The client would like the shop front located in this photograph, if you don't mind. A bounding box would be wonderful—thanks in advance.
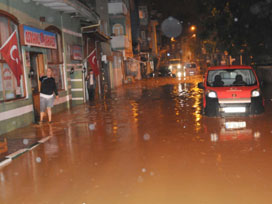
[0,11,69,134]
[0,0,99,135]
[0,10,30,135]
[19,24,69,122]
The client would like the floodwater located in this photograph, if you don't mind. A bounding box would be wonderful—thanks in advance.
[1,77,272,204]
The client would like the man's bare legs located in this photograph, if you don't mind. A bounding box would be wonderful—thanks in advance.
[47,107,52,122]
[40,112,45,122]
[40,108,52,123]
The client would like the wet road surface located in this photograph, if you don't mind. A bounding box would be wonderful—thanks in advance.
[1,77,272,204]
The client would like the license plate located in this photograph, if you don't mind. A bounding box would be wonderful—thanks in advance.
[223,107,246,113]
[225,121,246,130]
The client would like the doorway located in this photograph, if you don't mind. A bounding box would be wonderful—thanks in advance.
[29,52,45,122]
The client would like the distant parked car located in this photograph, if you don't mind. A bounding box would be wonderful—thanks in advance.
[183,62,199,76]
[198,65,264,116]
[158,66,171,77]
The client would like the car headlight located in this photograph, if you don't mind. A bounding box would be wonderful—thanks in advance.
[252,89,260,97]
[207,91,217,98]
[178,64,181,69]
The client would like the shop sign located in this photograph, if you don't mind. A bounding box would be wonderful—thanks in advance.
[20,25,57,49]
[71,45,82,60]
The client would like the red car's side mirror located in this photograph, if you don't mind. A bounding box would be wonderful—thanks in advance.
[198,82,205,89]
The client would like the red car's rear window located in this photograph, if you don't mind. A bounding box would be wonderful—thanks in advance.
[207,69,257,87]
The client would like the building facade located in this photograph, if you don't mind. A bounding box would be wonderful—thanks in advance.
[108,0,141,84]
[0,0,98,135]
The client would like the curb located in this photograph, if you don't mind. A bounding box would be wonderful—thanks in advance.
[0,136,53,169]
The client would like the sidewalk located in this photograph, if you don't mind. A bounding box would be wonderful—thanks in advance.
[0,118,57,168]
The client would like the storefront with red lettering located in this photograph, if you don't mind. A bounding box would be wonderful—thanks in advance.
[0,0,94,135]
[18,24,66,122]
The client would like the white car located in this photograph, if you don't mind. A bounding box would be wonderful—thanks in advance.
[183,62,199,76]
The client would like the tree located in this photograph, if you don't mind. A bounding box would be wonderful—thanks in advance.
[198,0,272,64]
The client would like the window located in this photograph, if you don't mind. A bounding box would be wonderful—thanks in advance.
[45,26,64,90]
[0,12,25,102]
[46,26,63,64]
[141,31,146,40]
[207,69,257,87]
[113,24,124,36]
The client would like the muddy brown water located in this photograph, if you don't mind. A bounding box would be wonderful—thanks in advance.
[1,77,272,204]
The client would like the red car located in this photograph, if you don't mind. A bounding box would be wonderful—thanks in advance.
[198,65,264,116]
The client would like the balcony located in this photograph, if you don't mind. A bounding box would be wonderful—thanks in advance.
[108,2,127,15]
[111,35,129,50]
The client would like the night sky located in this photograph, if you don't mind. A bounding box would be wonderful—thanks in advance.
[148,0,272,25]
[147,0,272,61]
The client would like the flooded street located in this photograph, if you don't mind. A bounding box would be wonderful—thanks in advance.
[1,77,272,204]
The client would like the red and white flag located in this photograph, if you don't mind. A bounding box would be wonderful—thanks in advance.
[87,49,99,76]
[0,31,23,86]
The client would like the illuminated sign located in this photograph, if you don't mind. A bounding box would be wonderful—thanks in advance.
[20,25,57,49]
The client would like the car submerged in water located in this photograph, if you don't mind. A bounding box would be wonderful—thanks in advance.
[198,65,264,117]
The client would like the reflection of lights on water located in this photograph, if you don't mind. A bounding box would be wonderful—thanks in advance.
[211,133,218,142]
[254,131,261,139]
[130,101,139,123]
[113,121,118,134]
[143,133,151,141]
[225,121,246,130]
[178,84,183,93]
[89,123,96,130]
[36,157,42,163]
[192,86,202,132]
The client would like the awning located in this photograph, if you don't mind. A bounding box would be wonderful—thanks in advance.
[32,0,98,22]
[82,29,111,42]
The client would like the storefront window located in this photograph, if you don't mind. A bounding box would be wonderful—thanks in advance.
[46,26,64,90]
[0,12,25,102]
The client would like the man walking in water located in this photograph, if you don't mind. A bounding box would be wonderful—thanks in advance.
[39,68,59,124]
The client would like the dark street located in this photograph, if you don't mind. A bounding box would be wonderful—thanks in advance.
[1,77,272,204]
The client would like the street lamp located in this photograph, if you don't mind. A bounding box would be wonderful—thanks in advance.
[190,25,196,32]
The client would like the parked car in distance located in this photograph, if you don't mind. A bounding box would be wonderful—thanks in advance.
[183,62,199,76]
[158,65,171,77]
[198,65,264,117]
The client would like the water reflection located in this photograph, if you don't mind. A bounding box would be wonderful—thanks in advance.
[130,100,139,122]
[207,118,260,142]
[168,82,204,133]
[192,84,202,132]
